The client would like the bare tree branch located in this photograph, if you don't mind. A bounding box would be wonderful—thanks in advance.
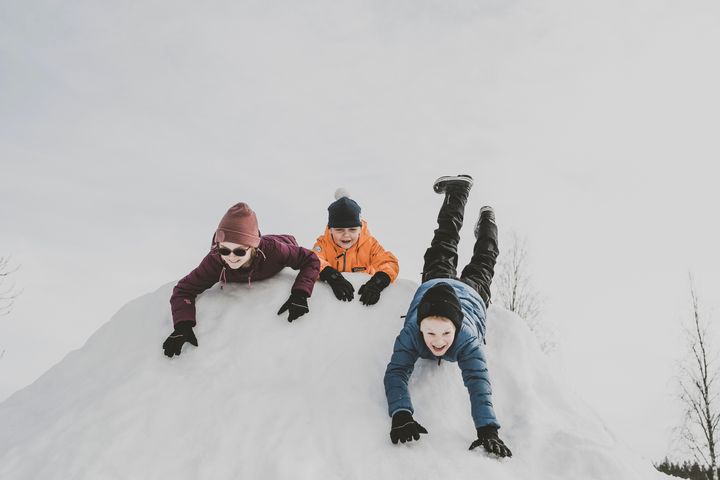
[0,256,19,316]
[677,273,719,480]
[493,231,553,353]
[0,257,19,362]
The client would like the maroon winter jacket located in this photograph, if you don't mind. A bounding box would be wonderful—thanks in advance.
[170,234,320,326]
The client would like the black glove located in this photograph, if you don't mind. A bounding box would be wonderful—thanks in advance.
[277,291,309,322]
[319,266,354,302]
[162,321,198,357]
[358,271,391,306]
[390,411,428,444]
[469,425,512,458]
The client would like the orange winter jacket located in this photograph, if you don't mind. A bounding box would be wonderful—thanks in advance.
[312,220,399,282]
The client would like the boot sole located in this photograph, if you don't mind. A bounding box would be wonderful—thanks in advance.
[433,175,474,194]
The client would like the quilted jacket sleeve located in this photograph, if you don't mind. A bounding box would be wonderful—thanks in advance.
[170,253,222,327]
[456,337,500,429]
[384,325,420,417]
[274,240,321,296]
[368,237,399,282]
[311,236,332,273]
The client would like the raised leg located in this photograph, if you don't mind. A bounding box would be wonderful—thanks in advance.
[460,206,499,305]
[421,175,473,282]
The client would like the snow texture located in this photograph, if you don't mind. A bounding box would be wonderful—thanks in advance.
[0,272,666,479]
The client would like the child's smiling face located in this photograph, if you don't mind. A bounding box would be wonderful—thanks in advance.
[218,241,254,269]
[330,227,361,249]
[420,316,456,357]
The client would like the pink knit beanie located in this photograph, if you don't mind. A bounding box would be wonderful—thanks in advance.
[214,203,261,247]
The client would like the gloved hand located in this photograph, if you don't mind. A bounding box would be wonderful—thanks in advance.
[319,266,354,302]
[390,411,428,444]
[277,291,310,322]
[469,425,512,458]
[358,271,391,306]
[162,321,198,357]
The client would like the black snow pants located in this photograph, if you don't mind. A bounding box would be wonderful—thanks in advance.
[421,185,499,306]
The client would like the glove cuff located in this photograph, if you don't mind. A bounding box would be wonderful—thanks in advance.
[290,289,309,299]
[476,425,499,439]
[319,266,340,282]
[174,320,195,334]
[391,410,414,428]
[370,271,391,290]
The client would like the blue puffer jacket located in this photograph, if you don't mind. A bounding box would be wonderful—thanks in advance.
[383,278,499,429]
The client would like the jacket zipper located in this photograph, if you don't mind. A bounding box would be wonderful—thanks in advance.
[332,229,361,272]
[336,251,347,272]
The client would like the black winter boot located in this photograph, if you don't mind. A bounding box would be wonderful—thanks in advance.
[474,206,496,239]
[433,174,473,194]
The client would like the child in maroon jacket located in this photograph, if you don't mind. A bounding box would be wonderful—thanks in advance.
[163,202,321,357]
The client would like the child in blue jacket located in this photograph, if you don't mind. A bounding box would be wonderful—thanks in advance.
[383,174,512,458]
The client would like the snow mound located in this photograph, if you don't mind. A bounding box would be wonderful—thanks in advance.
[0,272,664,479]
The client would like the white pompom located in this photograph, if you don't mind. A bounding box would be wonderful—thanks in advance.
[334,187,351,200]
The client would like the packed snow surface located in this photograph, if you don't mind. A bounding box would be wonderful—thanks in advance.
[0,272,666,479]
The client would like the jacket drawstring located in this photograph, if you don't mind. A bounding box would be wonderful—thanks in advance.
[219,267,227,290]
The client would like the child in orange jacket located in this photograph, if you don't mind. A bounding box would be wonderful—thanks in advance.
[313,189,399,306]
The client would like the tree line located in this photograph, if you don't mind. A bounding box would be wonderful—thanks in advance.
[656,457,719,479]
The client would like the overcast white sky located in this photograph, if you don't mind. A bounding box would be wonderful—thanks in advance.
[2,0,720,462]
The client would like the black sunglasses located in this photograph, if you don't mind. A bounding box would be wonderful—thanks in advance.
[217,245,249,257]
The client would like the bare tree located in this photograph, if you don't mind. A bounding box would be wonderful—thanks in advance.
[495,232,541,319]
[679,273,719,480]
[493,231,554,352]
[0,256,18,316]
[0,256,19,360]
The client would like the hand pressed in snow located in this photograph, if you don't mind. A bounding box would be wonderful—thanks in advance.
[390,411,428,444]
[277,291,310,322]
[469,425,512,458]
[319,266,355,302]
[162,321,198,357]
[358,271,391,306]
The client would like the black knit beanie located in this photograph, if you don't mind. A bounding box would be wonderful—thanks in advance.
[417,283,463,331]
[328,197,362,228]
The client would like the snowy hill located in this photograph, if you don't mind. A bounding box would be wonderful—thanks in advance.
[0,272,666,479]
